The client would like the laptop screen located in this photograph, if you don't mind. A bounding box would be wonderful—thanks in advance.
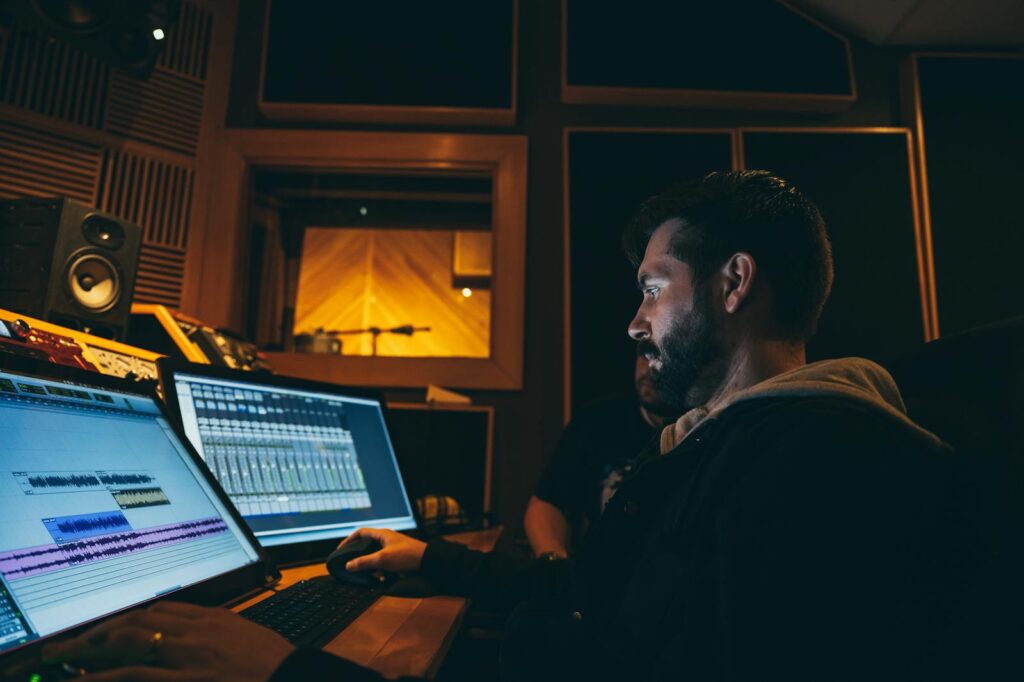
[0,367,261,656]
[169,371,417,548]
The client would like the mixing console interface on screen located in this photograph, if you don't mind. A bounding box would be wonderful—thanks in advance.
[181,382,372,518]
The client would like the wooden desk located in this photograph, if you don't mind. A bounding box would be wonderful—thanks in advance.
[233,528,503,680]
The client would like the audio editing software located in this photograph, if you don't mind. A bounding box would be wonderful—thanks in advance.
[0,370,258,653]
[181,382,373,518]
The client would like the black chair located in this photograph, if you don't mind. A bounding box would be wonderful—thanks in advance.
[887,317,1024,678]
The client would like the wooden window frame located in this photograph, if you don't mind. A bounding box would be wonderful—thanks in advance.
[257,0,519,127]
[560,0,856,113]
[737,126,937,344]
[184,129,527,389]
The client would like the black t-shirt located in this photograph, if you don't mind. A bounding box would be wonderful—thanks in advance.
[535,394,660,530]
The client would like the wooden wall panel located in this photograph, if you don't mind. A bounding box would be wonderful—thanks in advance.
[907,54,1024,336]
[565,129,734,418]
[0,120,102,203]
[294,228,491,358]
[135,243,187,307]
[0,25,109,129]
[96,149,194,306]
[740,129,928,363]
[157,1,214,80]
[104,69,204,155]
[0,0,225,314]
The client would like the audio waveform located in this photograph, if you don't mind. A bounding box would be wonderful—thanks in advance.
[13,471,105,494]
[0,517,229,580]
[30,473,101,488]
[112,487,170,509]
[43,511,132,543]
[96,472,155,487]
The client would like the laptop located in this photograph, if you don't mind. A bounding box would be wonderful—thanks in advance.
[0,354,281,674]
[157,360,418,565]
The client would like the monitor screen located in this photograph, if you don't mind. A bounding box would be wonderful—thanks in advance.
[170,372,416,547]
[0,368,261,656]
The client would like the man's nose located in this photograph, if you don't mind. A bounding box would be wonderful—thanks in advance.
[628,310,650,341]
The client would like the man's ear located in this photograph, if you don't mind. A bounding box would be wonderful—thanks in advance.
[720,252,756,315]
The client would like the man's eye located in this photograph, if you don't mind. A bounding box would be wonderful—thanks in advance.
[644,287,659,297]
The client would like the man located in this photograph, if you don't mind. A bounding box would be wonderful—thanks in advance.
[42,171,969,681]
[525,355,677,558]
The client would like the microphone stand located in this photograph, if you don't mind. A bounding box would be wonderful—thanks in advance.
[327,325,431,356]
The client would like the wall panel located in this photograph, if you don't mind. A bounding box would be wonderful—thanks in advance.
[0,0,226,313]
[741,129,928,363]
[908,54,1024,336]
[565,129,734,418]
[0,25,109,129]
[0,120,102,203]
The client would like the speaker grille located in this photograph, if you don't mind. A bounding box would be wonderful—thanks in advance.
[0,121,102,202]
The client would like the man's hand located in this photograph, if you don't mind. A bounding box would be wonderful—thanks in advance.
[40,601,295,681]
[339,528,427,573]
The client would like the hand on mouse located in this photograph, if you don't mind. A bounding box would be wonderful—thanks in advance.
[339,528,427,573]
[40,601,294,681]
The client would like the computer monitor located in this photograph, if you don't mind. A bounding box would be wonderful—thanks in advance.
[158,361,417,558]
[0,356,275,660]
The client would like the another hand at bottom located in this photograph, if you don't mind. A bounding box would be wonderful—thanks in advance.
[41,601,295,681]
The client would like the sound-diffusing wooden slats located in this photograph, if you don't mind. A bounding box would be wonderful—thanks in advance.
[135,243,187,307]
[0,27,109,129]
[104,69,204,155]
[97,147,192,308]
[157,0,213,81]
[97,150,193,250]
[294,228,491,358]
[0,121,101,202]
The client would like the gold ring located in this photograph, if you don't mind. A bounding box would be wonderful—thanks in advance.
[147,631,163,663]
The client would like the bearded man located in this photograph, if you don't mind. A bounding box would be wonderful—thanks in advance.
[44,172,970,682]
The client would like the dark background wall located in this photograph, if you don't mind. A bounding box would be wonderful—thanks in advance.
[223,0,1019,531]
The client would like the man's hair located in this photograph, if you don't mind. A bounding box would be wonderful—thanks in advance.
[623,170,834,343]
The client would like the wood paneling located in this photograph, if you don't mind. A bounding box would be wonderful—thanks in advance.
[199,129,527,389]
[740,128,930,362]
[157,1,214,80]
[562,0,855,112]
[294,229,491,358]
[135,243,188,307]
[96,149,195,307]
[105,69,204,155]
[903,53,1024,336]
[564,128,735,420]
[0,0,227,316]
[97,149,194,249]
[0,120,102,203]
[0,25,109,129]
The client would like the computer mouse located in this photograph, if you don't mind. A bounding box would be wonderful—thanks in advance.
[325,536,387,587]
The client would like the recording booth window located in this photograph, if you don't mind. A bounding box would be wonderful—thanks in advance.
[246,169,494,360]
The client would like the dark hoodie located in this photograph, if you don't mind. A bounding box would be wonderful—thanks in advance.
[275,359,973,681]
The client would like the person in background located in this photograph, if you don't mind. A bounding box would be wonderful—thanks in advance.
[524,355,678,558]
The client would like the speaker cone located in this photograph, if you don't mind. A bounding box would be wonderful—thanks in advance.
[66,252,121,312]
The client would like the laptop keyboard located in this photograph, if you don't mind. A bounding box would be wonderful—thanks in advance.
[240,576,381,648]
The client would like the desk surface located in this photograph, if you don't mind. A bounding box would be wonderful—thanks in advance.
[233,527,502,680]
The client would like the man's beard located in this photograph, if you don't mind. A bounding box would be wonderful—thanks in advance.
[636,285,725,414]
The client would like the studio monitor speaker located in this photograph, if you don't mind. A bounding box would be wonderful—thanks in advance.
[7,0,180,77]
[0,198,142,340]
